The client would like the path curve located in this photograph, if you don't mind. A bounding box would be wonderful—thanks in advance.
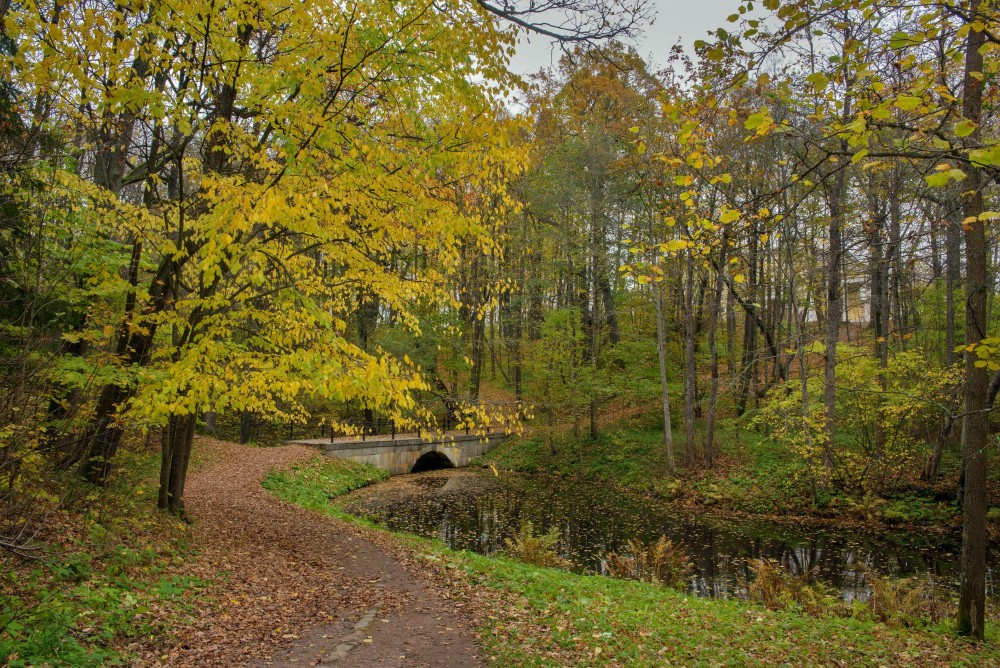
[150,438,483,667]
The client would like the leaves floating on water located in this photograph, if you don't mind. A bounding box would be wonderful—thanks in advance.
[341,469,970,600]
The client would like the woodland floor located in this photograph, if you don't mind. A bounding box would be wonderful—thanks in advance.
[141,438,482,667]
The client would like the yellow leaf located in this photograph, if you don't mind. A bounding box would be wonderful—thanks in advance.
[955,120,976,137]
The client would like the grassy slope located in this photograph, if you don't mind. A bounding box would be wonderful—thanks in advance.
[440,550,996,667]
[0,475,206,666]
[478,416,963,527]
[262,456,388,515]
[264,456,1000,667]
[0,442,242,668]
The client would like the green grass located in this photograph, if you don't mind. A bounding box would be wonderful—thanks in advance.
[478,420,809,509]
[0,447,216,668]
[262,456,389,515]
[430,550,998,667]
[0,534,205,667]
[263,455,1000,667]
[477,424,675,495]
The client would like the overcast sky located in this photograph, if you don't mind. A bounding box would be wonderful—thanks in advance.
[507,1,743,76]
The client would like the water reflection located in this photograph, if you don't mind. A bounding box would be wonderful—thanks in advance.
[340,470,990,599]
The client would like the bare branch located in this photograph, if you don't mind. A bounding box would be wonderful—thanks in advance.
[475,0,653,43]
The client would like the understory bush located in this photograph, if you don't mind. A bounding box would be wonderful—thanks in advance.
[602,536,692,589]
[864,571,951,627]
[503,520,571,569]
[746,558,835,617]
[0,534,204,666]
[745,558,952,627]
[755,345,960,495]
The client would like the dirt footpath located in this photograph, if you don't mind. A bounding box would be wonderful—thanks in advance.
[143,438,483,667]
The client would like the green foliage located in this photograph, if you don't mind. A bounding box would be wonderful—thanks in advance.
[0,541,203,667]
[0,442,224,666]
[756,345,960,495]
[879,495,957,525]
[485,417,961,526]
[503,520,571,569]
[913,280,967,354]
[480,425,677,496]
[523,308,593,432]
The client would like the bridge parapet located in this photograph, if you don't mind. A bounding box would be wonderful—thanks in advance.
[287,431,507,475]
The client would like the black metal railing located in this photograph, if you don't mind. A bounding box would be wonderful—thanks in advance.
[281,397,524,443]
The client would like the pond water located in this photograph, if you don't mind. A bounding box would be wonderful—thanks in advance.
[339,469,993,599]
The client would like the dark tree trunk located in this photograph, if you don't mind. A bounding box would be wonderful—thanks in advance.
[203,411,217,435]
[683,252,697,465]
[158,413,196,515]
[654,279,675,473]
[824,170,844,474]
[599,274,620,346]
[946,193,962,366]
[239,410,254,445]
[957,19,988,642]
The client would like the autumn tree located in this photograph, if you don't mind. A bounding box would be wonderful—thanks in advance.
[0,0,530,512]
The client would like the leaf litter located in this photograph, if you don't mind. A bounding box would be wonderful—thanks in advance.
[134,437,482,667]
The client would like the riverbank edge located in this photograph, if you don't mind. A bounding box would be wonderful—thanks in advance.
[471,427,993,539]
[474,460,970,539]
[263,455,1000,667]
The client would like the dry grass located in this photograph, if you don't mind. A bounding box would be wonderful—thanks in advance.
[866,571,951,627]
[746,558,835,617]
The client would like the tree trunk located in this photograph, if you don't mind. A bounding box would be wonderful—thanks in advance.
[239,410,254,445]
[946,193,961,366]
[957,19,988,642]
[735,229,758,416]
[654,280,675,473]
[788,222,816,500]
[158,413,196,514]
[704,242,727,468]
[873,185,893,462]
[683,252,697,465]
[203,411,217,435]
[823,170,844,474]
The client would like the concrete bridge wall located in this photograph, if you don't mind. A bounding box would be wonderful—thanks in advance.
[312,433,506,475]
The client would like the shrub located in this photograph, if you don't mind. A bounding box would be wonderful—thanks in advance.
[746,559,836,617]
[603,536,691,589]
[755,345,961,496]
[503,520,570,569]
[745,559,952,626]
[863,571,950,627]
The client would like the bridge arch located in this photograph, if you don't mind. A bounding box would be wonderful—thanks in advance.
[411,449,455,473]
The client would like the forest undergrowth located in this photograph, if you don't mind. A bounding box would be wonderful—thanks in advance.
[478,412,988,533]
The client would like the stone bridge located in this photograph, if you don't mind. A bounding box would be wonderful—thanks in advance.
[287,431,507,475]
